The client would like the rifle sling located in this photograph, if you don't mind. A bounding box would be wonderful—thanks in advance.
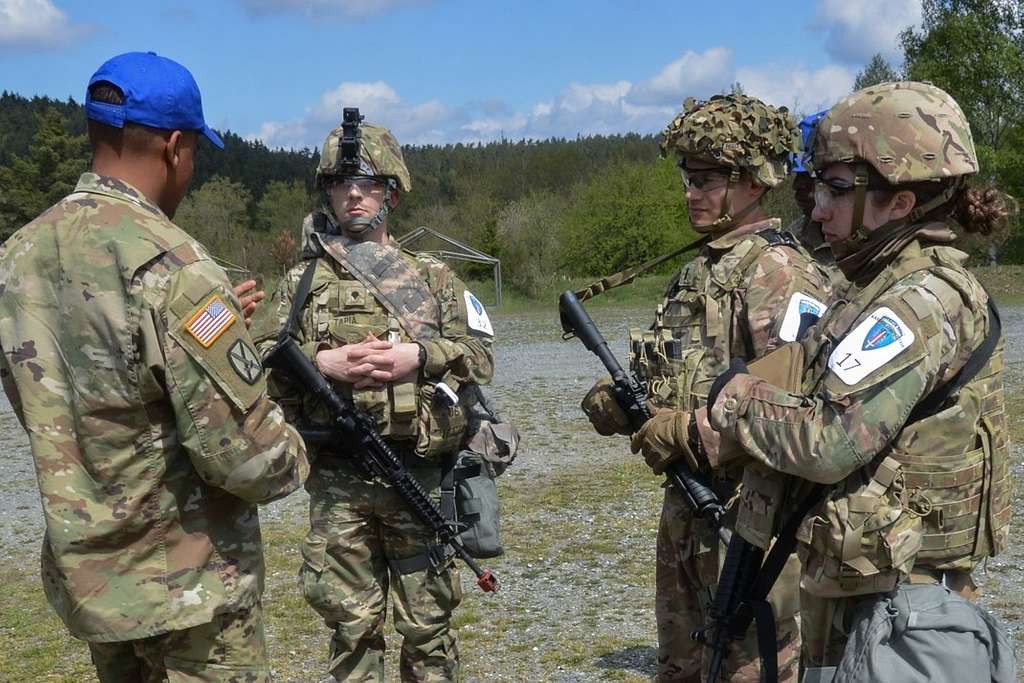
[574,234,711,302]
[280,258,319,343]
[316,234,440,341]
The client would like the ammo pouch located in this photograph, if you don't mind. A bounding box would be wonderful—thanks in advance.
[828,584,1016,683]
[798,456,924,599]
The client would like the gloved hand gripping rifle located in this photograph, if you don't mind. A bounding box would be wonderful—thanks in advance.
[558,290,729,545]
[263,335,499,593]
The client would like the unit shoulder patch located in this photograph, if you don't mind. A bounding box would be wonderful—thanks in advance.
[779,291,827,342]
[464,290,493,336]
[828,306,916,385]
[228,339,262,385]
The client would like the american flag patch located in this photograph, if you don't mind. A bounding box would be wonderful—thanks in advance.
[185,295,237,348]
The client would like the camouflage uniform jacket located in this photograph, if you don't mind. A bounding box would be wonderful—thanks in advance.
[253,223,494,458]
[634,217,832,453]
[0,173,309,642]
[711,238,1009,585]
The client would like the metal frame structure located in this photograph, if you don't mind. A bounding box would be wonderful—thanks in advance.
[396,226,503,306]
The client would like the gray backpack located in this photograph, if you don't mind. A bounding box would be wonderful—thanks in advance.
[818,584,1016,683]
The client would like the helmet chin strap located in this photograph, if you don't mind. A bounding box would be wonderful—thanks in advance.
[832,164,966,261]
[341,201,390,237]
[693,169,764,234]
[321,178,398,239]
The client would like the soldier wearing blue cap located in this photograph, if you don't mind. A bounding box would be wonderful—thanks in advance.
[0,51,309,681]
[786,110,842,285]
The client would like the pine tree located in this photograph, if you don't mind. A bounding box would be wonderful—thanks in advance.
[0,108,88,242]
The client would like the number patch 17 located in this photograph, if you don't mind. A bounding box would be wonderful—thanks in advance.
[827,307,916,385]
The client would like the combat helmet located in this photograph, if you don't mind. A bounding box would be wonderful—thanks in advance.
[316,109,411,235]
[811,81,977,184]
[661,93,800,231]
[810,81,978,254]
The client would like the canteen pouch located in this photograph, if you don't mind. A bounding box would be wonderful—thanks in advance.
[447,450,504,558]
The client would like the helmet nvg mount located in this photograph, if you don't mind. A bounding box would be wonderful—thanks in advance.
[316,107,413,236]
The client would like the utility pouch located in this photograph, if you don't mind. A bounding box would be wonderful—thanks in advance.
[798,456,923,599]
[414,380,467,459]
[832,584,1016,683]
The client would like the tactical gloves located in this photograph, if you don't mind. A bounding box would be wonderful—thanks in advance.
[581,378,631,436]
[630,409,702,475]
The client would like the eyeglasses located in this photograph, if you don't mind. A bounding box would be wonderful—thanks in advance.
[329,177,386,195]
[677,163,731,191]
[812,175,889,211]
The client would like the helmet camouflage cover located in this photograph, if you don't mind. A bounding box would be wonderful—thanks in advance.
[316,122,412,192]
[811,81,978,184]
[660,93,800,188]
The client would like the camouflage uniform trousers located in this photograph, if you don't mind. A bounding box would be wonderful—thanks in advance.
[87,604,268,683]
[656,486,801,683]
[299,459,462,682]
[800,590,895,669]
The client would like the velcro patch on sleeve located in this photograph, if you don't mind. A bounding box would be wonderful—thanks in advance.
[185,295,237,348]
[828,307,916,385]
[464,290,494,336]
[779,291,827,342]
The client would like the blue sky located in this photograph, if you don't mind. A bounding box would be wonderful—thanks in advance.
[0,0,922,148]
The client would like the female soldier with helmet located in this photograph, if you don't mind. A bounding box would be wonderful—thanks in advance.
[704,81,1016,681]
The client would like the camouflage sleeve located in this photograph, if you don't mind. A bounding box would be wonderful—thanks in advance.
[710,273,976,484]
[741,247,832,357]
[144,258,310,503]
[419,261,494,385]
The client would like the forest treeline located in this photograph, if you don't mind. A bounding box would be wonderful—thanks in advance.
[1,0,1022,296]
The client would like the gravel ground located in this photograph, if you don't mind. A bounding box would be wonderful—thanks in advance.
[3,304,1024,681]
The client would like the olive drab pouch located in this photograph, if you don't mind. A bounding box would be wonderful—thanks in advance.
[460,383,520,478]
[798,456,924,599]
[831,584,1016,683]
[449,450,504,558]
[436,385,519,558]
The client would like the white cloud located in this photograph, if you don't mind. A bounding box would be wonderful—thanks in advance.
[737,63,856,117]
[249,48,861,147]
[813,0,922,65]
[252,80,455,149]
[0,0,91,49]
[239,0,431,20]
[629,47,734,106]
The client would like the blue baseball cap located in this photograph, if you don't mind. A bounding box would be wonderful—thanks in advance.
[86,51,224,149]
